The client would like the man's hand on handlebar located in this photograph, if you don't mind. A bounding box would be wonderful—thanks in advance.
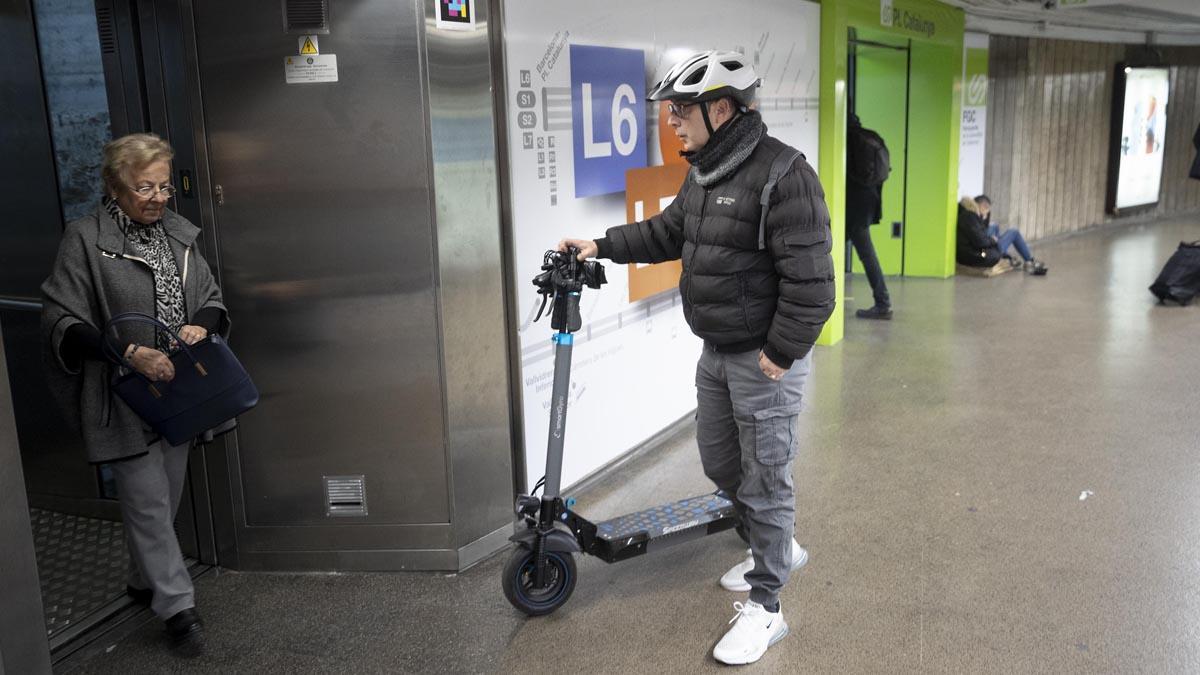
[556,238,598,260]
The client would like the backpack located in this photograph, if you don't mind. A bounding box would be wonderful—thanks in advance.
[847,124,890,186]
[1149,240,1200,305]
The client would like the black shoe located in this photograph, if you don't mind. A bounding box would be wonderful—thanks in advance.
[855,305,893,320]
[165,608,205,656]
[1025,259,1048,276]
[125,585,152,606]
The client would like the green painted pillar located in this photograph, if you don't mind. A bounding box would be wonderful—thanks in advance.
[817,0,965,345]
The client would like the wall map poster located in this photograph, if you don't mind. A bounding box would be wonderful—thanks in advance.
[502,1,822,490]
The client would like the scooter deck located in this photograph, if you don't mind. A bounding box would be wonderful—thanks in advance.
[587,492,737,563]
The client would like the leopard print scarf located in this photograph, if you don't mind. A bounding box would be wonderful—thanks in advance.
[103,196,186,351]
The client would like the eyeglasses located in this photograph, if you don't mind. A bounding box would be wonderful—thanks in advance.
[125,183,176,200]
[666,101,696,118]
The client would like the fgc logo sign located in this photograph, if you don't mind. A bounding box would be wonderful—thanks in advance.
[569,45,647,198]
[966,74,988,107]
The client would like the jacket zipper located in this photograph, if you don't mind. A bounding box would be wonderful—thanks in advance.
[102,246,192,285]
[737,272,753,334]
[687,188,710,306]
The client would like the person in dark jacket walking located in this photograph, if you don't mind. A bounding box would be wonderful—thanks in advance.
[846,113,892,319]
[558,51,834,665]
[41,133,227,656]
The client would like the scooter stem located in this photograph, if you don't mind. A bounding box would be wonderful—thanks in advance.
[541,292,580,499]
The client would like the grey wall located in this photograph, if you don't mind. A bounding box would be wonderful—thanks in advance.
[985,38,1200,240]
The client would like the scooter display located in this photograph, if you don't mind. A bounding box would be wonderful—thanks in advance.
[502,248,738,616]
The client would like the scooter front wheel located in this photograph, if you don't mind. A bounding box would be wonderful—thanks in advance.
[502,546,577,616]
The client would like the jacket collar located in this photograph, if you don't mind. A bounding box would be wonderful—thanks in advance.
[94,202,200,254]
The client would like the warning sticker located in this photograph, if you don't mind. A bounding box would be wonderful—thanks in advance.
[285,54,338,84]
[299,35,319,55]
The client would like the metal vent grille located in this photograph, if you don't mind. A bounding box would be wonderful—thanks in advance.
[96,6,117,54]
[283,0,330,34]
[324,475,367,517]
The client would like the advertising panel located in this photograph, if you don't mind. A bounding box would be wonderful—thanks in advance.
[958,32,988,200]
[502,0,822,490]
[1112,66,1169,210]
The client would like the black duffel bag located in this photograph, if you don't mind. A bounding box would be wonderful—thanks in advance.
[1150,240,1200,305]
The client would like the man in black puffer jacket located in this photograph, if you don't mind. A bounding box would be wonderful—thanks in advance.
[558,51,834,665]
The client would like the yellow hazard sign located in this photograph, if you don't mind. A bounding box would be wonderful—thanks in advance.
[299,36,319,55]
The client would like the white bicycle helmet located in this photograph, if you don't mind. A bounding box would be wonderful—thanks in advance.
[647,50,760,108]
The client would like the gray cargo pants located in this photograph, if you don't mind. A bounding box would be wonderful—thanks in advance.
[108,438,195,619]
[696,343,809,607]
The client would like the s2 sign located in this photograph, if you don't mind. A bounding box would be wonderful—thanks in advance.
[570,44,647,198]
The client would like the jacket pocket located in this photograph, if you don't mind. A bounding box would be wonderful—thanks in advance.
[752,403,802,465]
[783,229,827,247]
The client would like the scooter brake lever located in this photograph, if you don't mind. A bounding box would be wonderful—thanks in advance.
[533,293,550,322]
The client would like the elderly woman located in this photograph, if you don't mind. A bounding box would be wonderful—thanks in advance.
[41,133,227,655]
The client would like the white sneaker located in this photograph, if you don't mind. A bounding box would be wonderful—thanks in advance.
[719,539,809,592]
[712,600,789,665]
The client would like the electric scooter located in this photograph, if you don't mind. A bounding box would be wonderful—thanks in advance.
[502,248,739,616]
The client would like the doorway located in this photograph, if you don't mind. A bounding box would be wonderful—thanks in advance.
[847,28,911,277]
[0,0,214,662]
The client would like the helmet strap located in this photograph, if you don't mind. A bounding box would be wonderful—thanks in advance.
[699,102,716,137]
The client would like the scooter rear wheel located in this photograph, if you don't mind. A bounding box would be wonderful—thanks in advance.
[502,547,576,616]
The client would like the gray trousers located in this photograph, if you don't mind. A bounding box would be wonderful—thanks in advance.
[696,343,809,607]
[108,438,195,619]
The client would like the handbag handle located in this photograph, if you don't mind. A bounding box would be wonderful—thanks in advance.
[101,312,208,378]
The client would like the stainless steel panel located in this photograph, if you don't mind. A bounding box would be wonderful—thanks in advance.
[423,0,516,547]
[0,0,63,301]
[486,0,530,494]
[193,0,450,527]
[0,320,53,674]
[2,309,98,506]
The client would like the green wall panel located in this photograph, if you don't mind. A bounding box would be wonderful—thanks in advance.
[850,28,908,277]
[904,38,961,277]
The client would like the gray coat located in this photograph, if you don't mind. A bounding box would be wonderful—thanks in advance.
[41,204,229,463]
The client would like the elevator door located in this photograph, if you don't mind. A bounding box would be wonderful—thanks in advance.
[849,29,910,276]
[2,0,212,657]
[192,0,452,537]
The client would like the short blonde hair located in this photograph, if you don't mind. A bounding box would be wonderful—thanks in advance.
[101,133,174,195]
[958,196,981,216]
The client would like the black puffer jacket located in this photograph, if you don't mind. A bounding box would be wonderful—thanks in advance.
[955,204,1001,267]
[595,135,835,369]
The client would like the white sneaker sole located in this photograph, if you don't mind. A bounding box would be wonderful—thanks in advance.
[713,619,790,665]
[721,547,809,593]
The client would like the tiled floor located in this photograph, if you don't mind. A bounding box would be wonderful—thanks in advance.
[71,217,1200,674]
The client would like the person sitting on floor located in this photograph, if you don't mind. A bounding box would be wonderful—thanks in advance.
[974,194,1047,275]
[956,197,1002,269]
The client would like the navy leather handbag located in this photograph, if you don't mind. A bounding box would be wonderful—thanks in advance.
[103,312,258,446]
